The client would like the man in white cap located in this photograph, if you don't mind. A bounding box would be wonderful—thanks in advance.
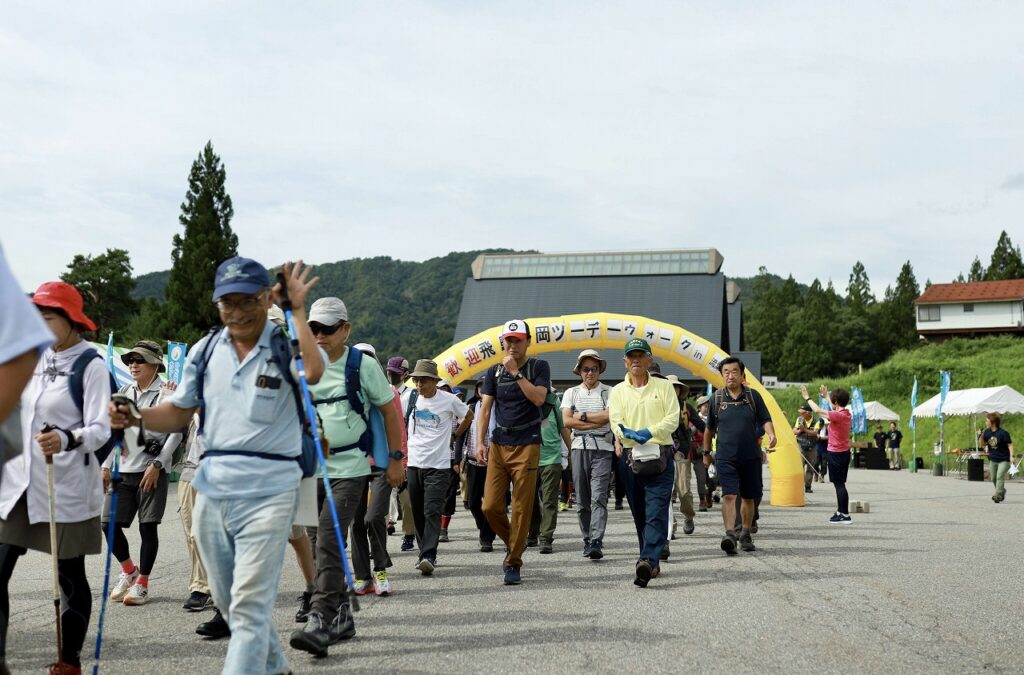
[561,349,614,560]
[290,296,404,659]
[477,320,550,586]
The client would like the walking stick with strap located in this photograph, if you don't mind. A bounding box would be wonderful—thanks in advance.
[93,425,123,673]
[277,273,360,611]
[40,426,63,670]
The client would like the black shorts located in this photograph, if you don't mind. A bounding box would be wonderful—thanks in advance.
[827,451,851,485]
[102,471,169,526]
[717,456,762,500]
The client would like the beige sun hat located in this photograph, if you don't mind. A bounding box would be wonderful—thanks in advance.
[410,359,441,380]
[573,349,607,375]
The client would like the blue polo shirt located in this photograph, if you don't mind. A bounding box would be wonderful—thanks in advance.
[169,321,326,499]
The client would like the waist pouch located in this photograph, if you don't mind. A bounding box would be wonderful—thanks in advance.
[630,443,667,476]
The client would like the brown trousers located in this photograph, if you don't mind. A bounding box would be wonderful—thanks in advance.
[482,443,540,568]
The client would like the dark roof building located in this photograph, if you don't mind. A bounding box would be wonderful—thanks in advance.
[453,249,760,384]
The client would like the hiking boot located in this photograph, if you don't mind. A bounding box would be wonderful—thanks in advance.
[651,564,661,579]
[438,528,449,543]
[558,501,568,512]
[400,535,415,552]
[182,591,213,612]
[588,542,604,560]
[295,590,312,623]
[526,535,539,548]
[805,485,813,493]
[634,560,653,588]
[503,565,522,585]
[739,533,756,552]
[751,522,759,534]
[110,569,139,602]
[614,500,624,511]
[373,570,392,597]
[122,582,149,606]
[539,539,553,554]
[327,605,356,643]
[289,611,329,658]
[660,544,670,560]
[683,518,695,535]
[386,520,396,536]
[721,534,738,556]
[698,496,708,512]
[416,558,435,576]
[352,579,372,596]
[480,539,494,552]
[196,609,230,639]
[582,540,592,558]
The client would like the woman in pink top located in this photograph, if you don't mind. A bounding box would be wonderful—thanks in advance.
[800,384,853,524]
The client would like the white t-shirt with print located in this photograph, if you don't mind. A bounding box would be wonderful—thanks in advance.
[406,390,469,470]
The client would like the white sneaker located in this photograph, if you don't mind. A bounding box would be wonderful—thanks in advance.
[352,579,373,596]
[374,569,392,597]
[110,569,139,602]
[123,582,150,606]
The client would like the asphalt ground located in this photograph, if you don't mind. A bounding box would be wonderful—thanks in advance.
[5,466,1021,674]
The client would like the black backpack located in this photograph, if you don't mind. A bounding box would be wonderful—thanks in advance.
[68,350,119,465]
[194,327,319,478]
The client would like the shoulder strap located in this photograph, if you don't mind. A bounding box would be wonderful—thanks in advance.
[405,389,419,427]
[600,386,608,408]
[69,351,103,415]
[713,388,723,422]
[195,328,223,433]
[345,347,365,418]
[269,326,310,433]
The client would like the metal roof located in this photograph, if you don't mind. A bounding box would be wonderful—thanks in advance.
[471,248,723,280]
[454,273,730,382]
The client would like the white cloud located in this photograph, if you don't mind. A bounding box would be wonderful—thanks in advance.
[2,1,1024,294]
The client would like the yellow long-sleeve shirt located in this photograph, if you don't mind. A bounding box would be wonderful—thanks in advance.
[608,375,680,447]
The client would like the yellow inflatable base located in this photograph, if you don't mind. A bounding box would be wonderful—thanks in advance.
[769,473,806,507]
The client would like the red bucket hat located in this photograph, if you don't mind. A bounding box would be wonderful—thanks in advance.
[32,281,97,331]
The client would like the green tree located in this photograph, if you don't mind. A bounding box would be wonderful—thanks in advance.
[745,267,799,376]
[967,256,985,282]
[780,279,835,379]
[878,260,920,355]
[161,142,238,343]
[985,230,1024,280]
[60,248,137,338]
[846,260,875,311]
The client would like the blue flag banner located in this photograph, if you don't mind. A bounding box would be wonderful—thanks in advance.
[936,371,951,422]
[819,395,829,412]
[167,342,188,385]
[850,386,867,434]
[909,377,918,430]
[706,382,712,398]
[106,332,131,387]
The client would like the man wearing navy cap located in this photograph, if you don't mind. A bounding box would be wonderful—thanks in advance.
[110,257,325,675]
[476,320,550,586]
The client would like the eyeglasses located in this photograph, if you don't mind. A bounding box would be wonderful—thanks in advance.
[580,367,600,373]
[124,356,147,365]
[309,322,345,336]
[215,294,265,313]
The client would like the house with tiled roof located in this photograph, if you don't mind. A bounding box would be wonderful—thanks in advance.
[915,279,1024,339]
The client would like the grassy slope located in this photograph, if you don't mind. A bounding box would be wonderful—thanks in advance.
[770,336,1024,467]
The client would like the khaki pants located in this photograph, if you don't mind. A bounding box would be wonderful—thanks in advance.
[177,479,209,595]
[399,485,416,536]
[802,446,818,488]
[673,453,695,520]
[482,443,540,569]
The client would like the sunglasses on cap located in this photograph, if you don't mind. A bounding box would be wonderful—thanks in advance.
[309,322,345,336]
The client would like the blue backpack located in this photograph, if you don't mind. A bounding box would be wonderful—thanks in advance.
[312,346,390,469]
[194,327,320,478]
[68,350,119,465]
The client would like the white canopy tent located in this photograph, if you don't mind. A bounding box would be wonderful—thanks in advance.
[912,386,1024,418]
[863,401,900,422]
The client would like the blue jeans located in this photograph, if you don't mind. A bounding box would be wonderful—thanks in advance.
[617,447,675,564]
[194,488,298,675]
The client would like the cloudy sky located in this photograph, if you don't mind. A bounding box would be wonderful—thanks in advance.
[3,2,1023,295]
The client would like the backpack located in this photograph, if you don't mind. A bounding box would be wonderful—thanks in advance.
[311,346,389,469]
[493,359,554,432]
[712,386,759,433]
[404,389,420,428]
[195,327,319,478]
[68,350,119,465]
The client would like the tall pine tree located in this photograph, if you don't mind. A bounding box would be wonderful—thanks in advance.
[967,256,985,282]
[985,230,1024,280]
[878,260,920,354]
[161,142,238,344]
[60,248,137,338]
[780,279,835,380]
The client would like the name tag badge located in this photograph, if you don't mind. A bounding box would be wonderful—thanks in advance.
[256,375,282,390]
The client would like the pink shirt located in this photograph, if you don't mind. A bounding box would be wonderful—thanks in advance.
[826,409,851,452]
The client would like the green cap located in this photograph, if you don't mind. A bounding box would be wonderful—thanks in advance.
[624,338,652,355]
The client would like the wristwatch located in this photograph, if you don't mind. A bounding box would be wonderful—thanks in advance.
[388,451,404,461]
[580,412,588,423]
[150,460,163,470]
[513,372,524,381]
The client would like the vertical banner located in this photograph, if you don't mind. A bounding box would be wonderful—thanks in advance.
[936,371,951,422]
[850,386,867,434]
[167,342,188,385]
[705,382,712,398]
[909,377,918,430]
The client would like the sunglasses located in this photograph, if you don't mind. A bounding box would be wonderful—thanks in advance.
[124,355,148,365]
[580,367,600,374]
[309,322,345,336]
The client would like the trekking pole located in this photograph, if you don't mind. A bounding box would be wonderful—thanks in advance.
[93,423,123,674]
[799,452,823,478]
[40,426,63,670]
[276,272,360,612]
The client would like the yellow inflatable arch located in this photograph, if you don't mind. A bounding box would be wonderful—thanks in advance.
[431,312,804,507]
